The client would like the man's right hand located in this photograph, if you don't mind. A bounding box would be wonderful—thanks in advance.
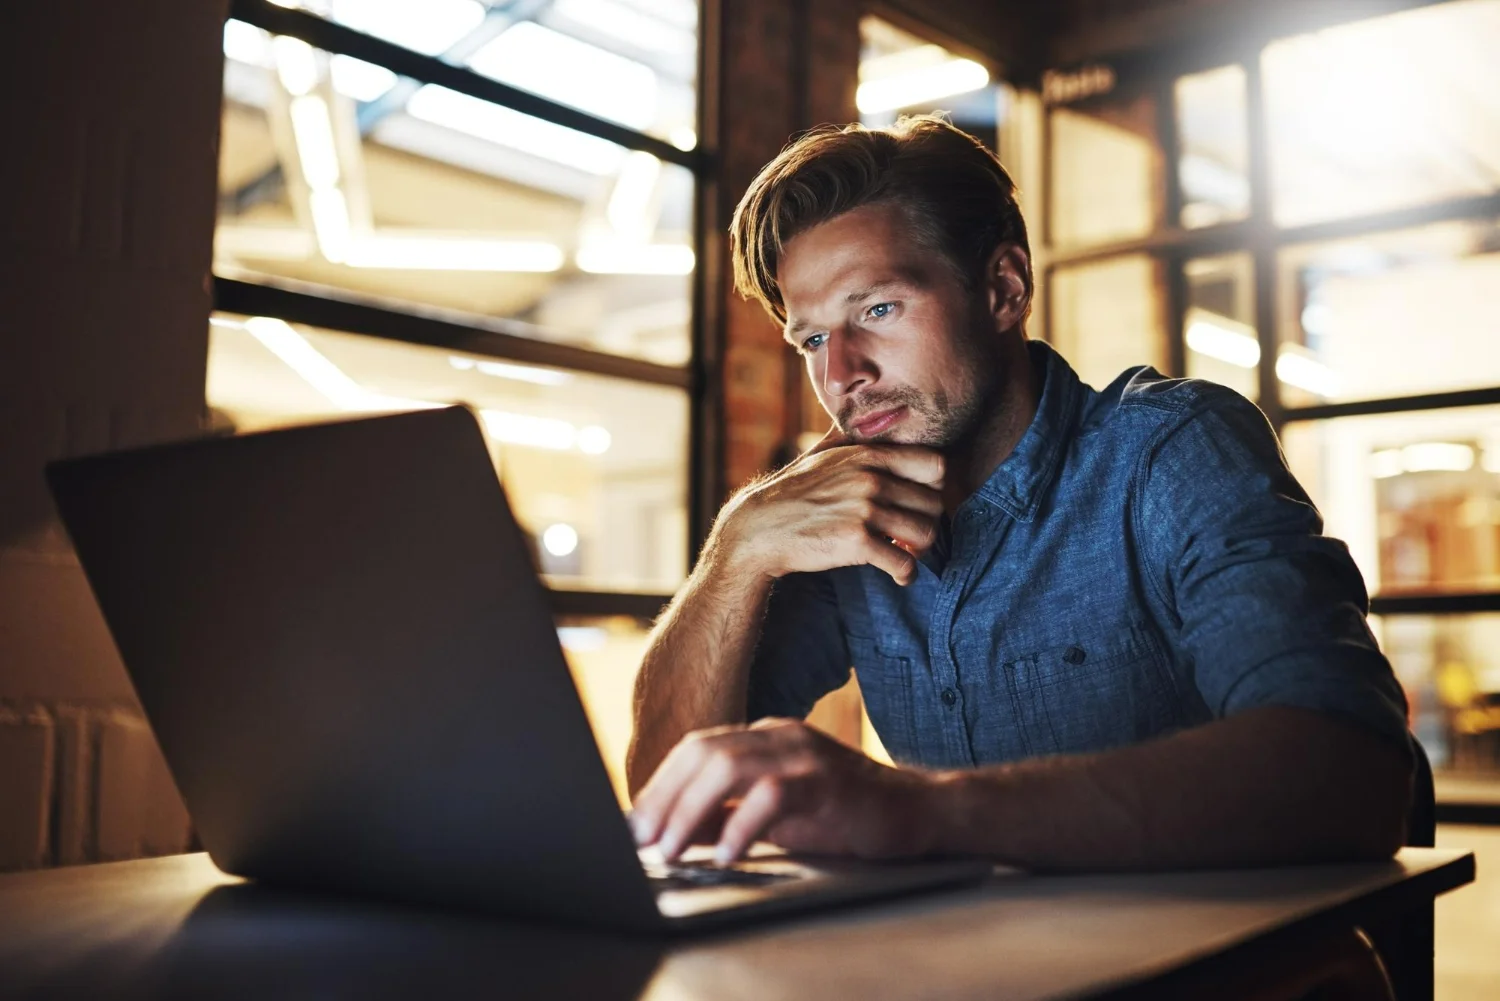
[714,428,944,587]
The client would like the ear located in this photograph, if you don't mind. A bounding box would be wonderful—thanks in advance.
[984,242,1032,333]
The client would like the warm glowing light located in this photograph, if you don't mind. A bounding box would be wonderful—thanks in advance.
[577,425,612,455]
[342,235,564,272]
[1185,315,1261,368]
[406,86,626,174]
[542,523,580,558]
[669,126,698,151]
[856,56,989,114]
[1274,350,1341,398]
[1370,449,1405,479]
[467,22,657,130]
[308,188,352,263]
[273,35,320,96]
[576,243,694,275]
[289,95,341,189]
[479,410,579,451]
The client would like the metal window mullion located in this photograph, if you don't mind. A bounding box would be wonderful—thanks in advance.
[213,277,691,388]
[548,590,672,620]
[1370,593,1500,617]
[1242,53,1282,430]
[1155,74,1187,379]
[1281,385,1500,422]
[228,0,706,173]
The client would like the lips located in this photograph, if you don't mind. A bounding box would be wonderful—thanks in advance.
[852,406,907,438]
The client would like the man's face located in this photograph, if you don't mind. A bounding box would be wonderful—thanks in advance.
[778,202,997,447]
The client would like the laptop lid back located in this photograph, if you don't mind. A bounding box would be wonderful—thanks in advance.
[47,407,660,929]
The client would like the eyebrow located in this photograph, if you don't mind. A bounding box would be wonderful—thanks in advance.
[783,278,917,344]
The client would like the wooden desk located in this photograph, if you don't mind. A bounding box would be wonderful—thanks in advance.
[0,849,1473,1001]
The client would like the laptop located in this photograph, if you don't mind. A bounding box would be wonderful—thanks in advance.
[46,405,991,933]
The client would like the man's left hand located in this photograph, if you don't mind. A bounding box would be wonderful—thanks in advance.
[629,719,941,864]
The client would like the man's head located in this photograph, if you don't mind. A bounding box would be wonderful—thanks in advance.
[730,116,1033,448]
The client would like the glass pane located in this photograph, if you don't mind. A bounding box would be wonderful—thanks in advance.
[1277,218,1500,407]
[218,25,693,366]
[559,615,651,806]
[1373,614,1500,789]
[1048,255,1166,389]
[1048,86,1164,249]
[1184,252,1257,400]
[1174,65,1249,229]
[287,0,698,147]
[858,15,1001,150]
[207,312,689,592]
[1281,407,1500,597]
[1263,0,1500,228]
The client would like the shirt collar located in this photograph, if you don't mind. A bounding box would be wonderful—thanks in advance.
[968,338,1084,523]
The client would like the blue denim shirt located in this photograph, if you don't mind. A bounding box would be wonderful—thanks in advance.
[747,339,1410,768]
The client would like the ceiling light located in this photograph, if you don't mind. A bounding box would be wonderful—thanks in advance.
[342,234,564,272]
[308,188,352,263]
[856,57,989,114]
[576,243,694,275]
[289,95,341,189]
[1401,443,1475,474]
[669,127,698,151]
[245,316,444,414]
[542,523,580,557]
[406,86,627,175]
[1370,449,1404,479]
[273,35,320,96]
[329,0,486,57]
[467,22,658,130]
[223,20,269,65]
[607,151,662,243]
[1274,351,1341,398]
[329,54,397,102]
[473,359,573,386]
[556,625,607,652]
[1185,315,1260,368]
[479,410,579,451]
[577,426,612,455]
[552,0,694,55]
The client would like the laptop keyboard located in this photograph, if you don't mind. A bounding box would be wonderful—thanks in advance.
[644,859,799,892]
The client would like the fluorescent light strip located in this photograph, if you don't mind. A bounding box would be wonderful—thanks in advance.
[273,35,319,96]
[330,54,397,102]
[289,95,341,190]
[223,20,269,65]
[1185,318,1260,368]
[607,152,663,242]
[242,318,610,453]
[342,235,563,272]
[448,355,573,386]
[308,188,352,263]
[329,0,486,57]
[576,243,694,275]
[856,58,989,114]
[466,21,658,130]
[1401,442,1474,474]
[1274,351,1341,398]
[405,86,626,175]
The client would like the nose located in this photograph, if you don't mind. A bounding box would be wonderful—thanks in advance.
[820,327,877,400]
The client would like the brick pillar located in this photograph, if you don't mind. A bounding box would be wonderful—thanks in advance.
[716,0,860,494]
[0,0,226,869]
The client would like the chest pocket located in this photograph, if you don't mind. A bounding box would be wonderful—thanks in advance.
[847,636,920,766]
[1010,624,1181,757]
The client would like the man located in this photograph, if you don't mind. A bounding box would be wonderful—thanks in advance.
[626,116,1412,872]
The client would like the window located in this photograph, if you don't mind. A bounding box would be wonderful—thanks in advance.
[1039,0,1500,792]
[215,0,708,758]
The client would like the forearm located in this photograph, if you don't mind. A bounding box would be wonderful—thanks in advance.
[625,542,773,798]
[924,706,1412,870]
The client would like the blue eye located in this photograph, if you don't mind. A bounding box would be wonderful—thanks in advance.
[866,302,895,320]
[801,332,828,352]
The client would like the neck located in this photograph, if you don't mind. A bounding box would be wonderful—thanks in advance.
[941,335,1039,514]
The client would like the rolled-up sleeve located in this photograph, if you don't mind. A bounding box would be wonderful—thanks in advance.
[1138,388,1411,750]
[745,571,851,722]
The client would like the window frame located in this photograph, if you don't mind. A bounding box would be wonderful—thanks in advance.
[219,0,722,620]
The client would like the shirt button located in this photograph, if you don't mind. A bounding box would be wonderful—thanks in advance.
[941,688,957,707]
